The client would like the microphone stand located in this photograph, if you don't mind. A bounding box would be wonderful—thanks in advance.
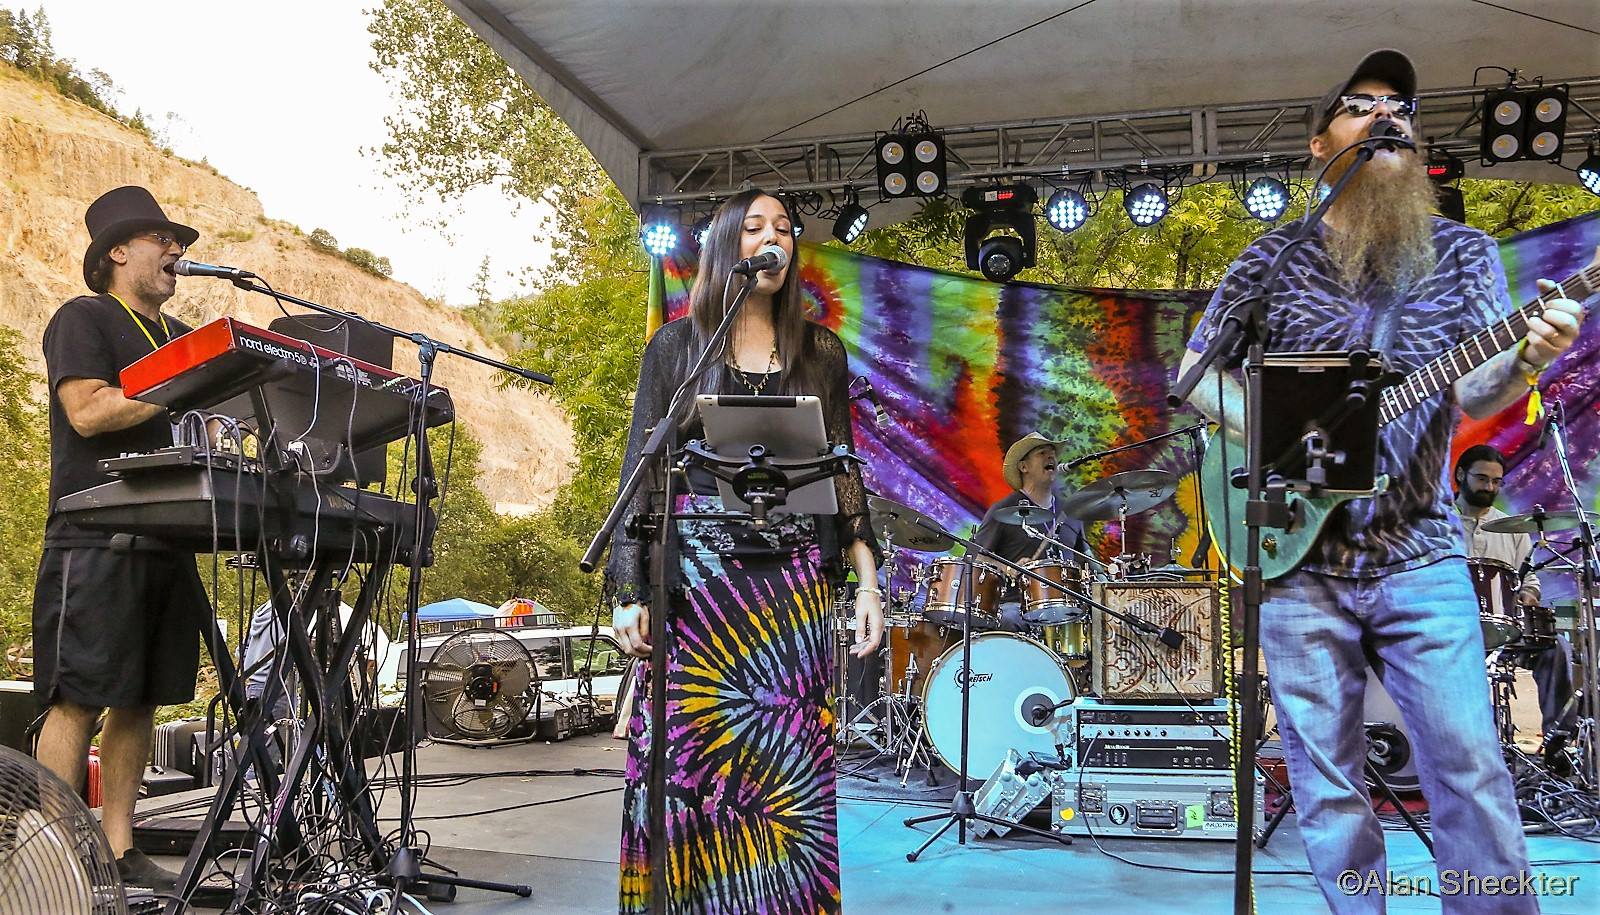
[1061,422,1216,572]
[1537,400,1600,789]
[224,277,546,908]
[1168,131,1403,915]
[579,268,765,913]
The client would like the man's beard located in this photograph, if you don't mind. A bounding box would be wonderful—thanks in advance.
[1461,487,1497,509]
[1319,147,1439,290]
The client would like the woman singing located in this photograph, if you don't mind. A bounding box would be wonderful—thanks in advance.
[608,189,884,914]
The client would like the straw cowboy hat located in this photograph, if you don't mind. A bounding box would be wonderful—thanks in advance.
[1002,431,1061,491]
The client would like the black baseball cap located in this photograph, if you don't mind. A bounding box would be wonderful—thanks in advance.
[1306,49,1418,136]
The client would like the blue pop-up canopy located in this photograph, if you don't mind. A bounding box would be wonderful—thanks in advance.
[416,598,498,620]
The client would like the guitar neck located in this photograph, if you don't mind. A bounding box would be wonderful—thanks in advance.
[1378,261,1600,424]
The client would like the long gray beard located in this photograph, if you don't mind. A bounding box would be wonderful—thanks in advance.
[1322,151,1439,291]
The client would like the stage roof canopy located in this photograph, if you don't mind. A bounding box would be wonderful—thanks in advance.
[448,1,1600,208]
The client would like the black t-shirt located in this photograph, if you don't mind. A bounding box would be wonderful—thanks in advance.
[42,294,192,547]
[973,490,1087,565]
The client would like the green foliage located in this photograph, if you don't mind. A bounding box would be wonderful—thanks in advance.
[0,5,148,136]
[369,0,641,613]
[1459,179,1600,238]
[0,329,48,677]
[308,227,339,251]
[340,246,393,278]
[368,0,604,225]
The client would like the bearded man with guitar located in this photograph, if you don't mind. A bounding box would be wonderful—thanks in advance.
[1178,49,1587,913]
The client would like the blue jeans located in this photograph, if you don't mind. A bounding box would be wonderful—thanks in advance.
[1262,558,1536,914]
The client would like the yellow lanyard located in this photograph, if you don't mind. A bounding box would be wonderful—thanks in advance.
[108,291,170,352]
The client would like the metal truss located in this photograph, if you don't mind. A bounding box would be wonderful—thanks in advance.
[639,76,1600,209]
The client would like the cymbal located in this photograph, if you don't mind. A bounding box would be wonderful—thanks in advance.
[867,495,954,552]
[1059,469,1177,521]
[1480,509,1589,535]
[990,502,1055,527]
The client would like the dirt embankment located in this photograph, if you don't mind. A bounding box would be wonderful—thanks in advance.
[0,66,572,509]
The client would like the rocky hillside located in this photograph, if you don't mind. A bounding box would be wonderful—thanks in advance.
[0,65,571,510]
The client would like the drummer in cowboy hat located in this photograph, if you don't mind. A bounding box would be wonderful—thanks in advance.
[32,185,209,893]
[973,432,1088,631]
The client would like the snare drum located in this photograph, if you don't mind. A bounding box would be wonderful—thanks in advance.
[1467,558,1519,650]
[1515,604,1557,651]
[1019,559,1090,625]
[922,556,1007,630]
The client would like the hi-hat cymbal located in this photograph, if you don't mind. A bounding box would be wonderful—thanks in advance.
[990,502,1055,527]
[867,495,954,552]
[1059,469,1177,521]
[1480,509,1589,535]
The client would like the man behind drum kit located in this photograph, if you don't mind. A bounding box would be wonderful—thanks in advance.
[974,432,1089,631]
[1454,444,1575,739]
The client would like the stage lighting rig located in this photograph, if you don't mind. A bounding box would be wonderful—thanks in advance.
[1480,82,1568,165]
[689,215,713,252]
[1426,148,1467,223]
[962,183,1037,282]
[1044,181,1094,234]
[1241,177,1290,222]
[876,112,947,199]
[831,189,870,245]
[640,206,680,258]
[1577,141,1600,197]
[1123,181,1170,227]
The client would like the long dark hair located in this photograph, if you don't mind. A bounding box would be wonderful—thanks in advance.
[679,188,830,418]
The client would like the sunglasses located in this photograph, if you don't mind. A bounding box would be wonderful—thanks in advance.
[1338,94,1418,120]
[131,230,188,254]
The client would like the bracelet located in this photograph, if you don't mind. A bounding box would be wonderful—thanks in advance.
[1514,341,1546,426]
[856,587,883,597]
[1514,340,1549,375]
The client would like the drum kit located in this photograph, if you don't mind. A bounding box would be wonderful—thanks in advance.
[835,467,1212,781]
[1470,507,1591,753]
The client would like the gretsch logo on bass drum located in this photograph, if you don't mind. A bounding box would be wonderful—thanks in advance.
[954,666,994,687]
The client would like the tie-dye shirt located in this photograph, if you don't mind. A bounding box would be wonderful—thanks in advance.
[1187,216,1513,578]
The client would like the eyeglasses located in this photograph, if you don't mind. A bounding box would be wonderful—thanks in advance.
[1466,472,1503,486]
[1339,94,1418,120]
[132,231,187,254]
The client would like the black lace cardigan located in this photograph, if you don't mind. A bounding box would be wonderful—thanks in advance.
[605,317,880,604]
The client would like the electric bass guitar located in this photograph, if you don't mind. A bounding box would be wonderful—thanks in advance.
[1201,248,1600,580]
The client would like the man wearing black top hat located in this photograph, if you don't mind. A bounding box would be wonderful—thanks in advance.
[32,186,210,891]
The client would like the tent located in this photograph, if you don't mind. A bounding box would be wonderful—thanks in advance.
[415,597,499,620]
[447,0,1600,209]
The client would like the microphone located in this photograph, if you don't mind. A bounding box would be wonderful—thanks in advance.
[853,377,892,429]
[1024,693,1073,726]
[1369,119,1414,151]
[174,259,257,281]
[731,244,788,276]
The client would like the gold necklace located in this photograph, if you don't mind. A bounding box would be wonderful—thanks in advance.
[730,343,779,394]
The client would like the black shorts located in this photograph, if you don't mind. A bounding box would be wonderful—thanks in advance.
[32,547,211,709]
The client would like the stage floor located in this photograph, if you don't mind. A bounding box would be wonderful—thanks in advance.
[145,724,1600,914]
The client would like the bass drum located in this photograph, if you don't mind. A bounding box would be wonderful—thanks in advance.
[1363,667,1420,792]
[920,633,1074,778]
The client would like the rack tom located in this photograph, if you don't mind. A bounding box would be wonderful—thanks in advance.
[1467,558,1519,651]
[922,556,1007,630]
[1019,559,1090,625]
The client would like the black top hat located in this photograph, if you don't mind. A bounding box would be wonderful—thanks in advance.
[81,185,199,293]
[1307,49,1418,138]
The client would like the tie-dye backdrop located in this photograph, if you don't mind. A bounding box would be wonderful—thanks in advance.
[658,212,1600,603]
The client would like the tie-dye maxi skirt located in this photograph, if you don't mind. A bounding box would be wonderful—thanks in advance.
[619,494,841,914]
